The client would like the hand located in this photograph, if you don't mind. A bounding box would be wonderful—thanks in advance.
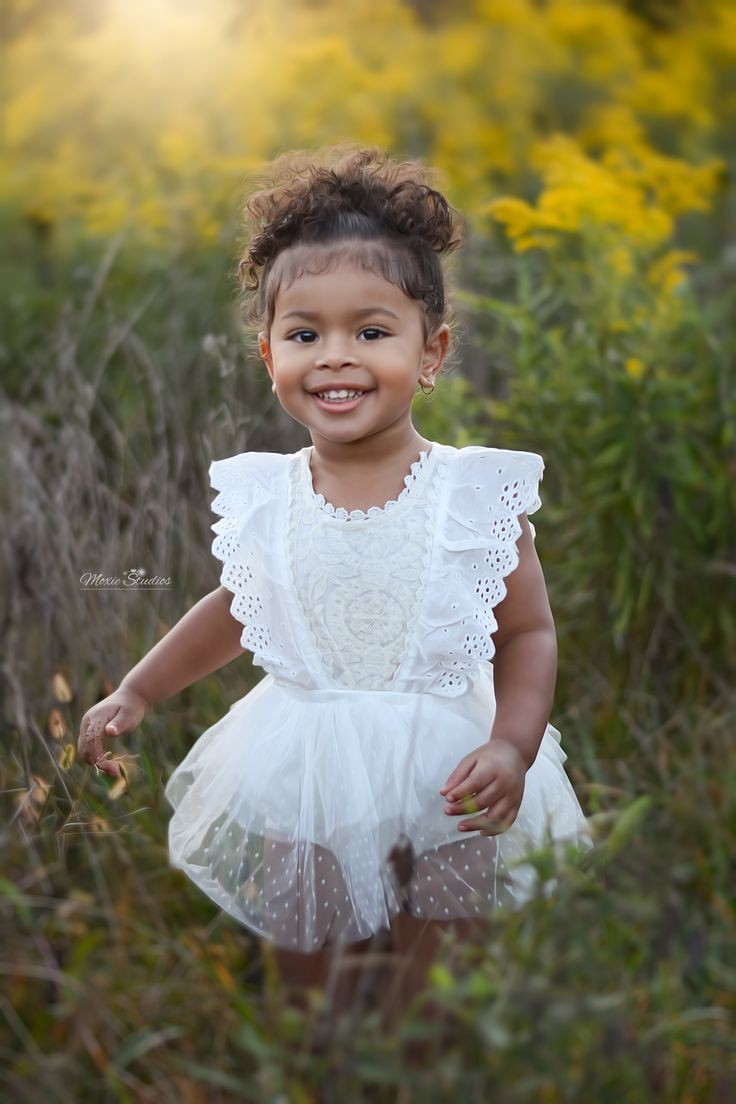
[77,686,149,779]
[439,739,527,836]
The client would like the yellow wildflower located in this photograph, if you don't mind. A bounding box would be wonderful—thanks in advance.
[607,245,634,277]
[484,196,536,240]
[647,250,700,293]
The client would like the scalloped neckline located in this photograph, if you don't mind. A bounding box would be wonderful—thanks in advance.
[302,445,435,521]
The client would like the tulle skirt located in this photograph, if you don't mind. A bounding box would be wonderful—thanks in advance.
[164,665,593,953]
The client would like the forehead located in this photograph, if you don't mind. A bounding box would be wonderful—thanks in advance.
[270,242,417,316]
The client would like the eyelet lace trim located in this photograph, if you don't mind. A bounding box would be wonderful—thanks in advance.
[307,448,432,521]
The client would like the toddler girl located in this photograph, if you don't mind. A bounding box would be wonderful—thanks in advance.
[78,144,593,1027]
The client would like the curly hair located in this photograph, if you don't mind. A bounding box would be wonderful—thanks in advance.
[233,143,468,363]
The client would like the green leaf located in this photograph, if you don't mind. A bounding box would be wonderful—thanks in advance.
[0,877,33,924]
[603,796,654,858]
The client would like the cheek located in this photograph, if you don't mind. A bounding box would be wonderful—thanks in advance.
[273,348,306,377]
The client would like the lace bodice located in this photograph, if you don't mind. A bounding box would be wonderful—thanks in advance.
[289,447,436,689]
[209,442,544,697]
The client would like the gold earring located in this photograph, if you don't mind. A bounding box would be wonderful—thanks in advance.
[419,378,435,395]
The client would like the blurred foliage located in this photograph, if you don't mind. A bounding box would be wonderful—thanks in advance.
[2,0,735,1099]
[2,0,734,245]
[458,130,734,711]
[2,681,734,1100]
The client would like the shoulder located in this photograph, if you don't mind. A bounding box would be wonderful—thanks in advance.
[438,444,545,533]
[208,449,296,529]
[209,449,293,496]
[443,445,544,499]
[448,444,544,478]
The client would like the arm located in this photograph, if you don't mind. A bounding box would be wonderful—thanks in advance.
[119,585,247,707]
[78,585,247,777]
[488,512,557,770]
[439,513,558,832]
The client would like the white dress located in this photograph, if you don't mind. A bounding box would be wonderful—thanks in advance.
[165,442,593,952]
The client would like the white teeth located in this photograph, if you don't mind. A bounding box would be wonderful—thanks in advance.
[316,389,365,400]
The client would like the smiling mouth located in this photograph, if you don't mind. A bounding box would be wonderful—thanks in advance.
[309,390,374,410]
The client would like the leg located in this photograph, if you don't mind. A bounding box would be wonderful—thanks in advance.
[379,833,499,1035]
[380,910,491,1033]
[259,835,387,1019]
[269,933,378,1017]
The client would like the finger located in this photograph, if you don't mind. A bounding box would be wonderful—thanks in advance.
[79,716,119,768]
[444,780,502,814]
[79,716,104,764]
[441,759,474,794]
[446,792,484,816]
[98,758,122,779]
[105,707,125,737]
[92,747,122,777]
[439,755,476,796]
[457,814,505,836]
[459,801,515,835]
[443,763,498,804]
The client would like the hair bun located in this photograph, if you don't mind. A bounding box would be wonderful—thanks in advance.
[388,181,457,252]
[316,149,464,255]
[242,145,465,263]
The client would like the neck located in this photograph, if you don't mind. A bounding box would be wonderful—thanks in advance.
[309,422,433,478]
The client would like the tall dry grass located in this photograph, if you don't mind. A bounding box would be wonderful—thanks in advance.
[1,224,734,1100]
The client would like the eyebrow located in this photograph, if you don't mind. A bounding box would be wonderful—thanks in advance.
[279,307,401,322]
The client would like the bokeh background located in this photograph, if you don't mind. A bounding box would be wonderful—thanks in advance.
[2,0,735,1099]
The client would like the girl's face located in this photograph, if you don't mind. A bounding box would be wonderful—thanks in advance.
[258,252,449,447]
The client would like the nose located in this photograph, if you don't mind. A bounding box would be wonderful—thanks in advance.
[314,338,359,369]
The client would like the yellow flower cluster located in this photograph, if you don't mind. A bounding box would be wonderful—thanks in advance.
[1,0,730,254]
[486,132,722,257]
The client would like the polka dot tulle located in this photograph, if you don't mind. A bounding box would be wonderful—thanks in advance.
[165,668,593,953]
[173,814,504,949]
[165,443,594,952]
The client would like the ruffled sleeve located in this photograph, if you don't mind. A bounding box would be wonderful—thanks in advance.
[415,446,545,695]
[439,446,543,549]
[443,445,544,606]
[208,451,290,671]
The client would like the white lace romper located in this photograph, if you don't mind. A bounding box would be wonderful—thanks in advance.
[164,442,593,952]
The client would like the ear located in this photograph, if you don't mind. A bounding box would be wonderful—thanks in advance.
[258,332,274,380]
[421,323,450,380]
